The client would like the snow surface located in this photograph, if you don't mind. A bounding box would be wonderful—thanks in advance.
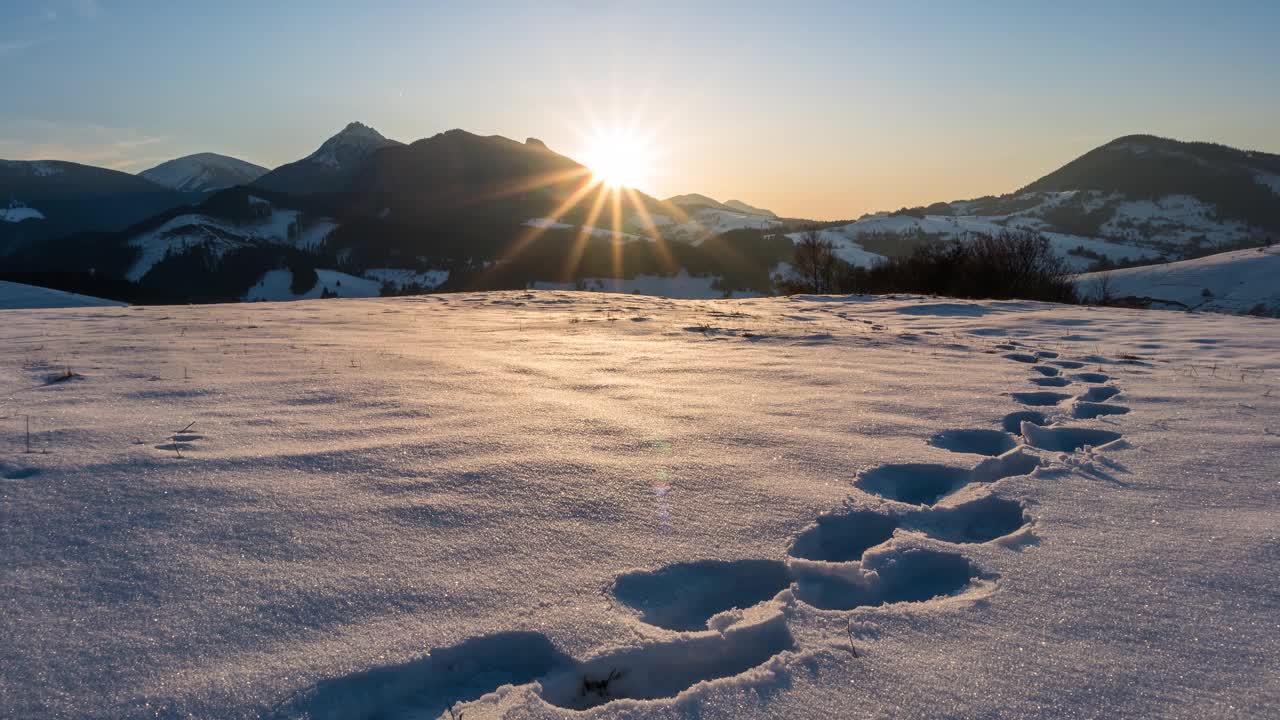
[1078,245,1280,314]
[1,292,1278,718]
[785,229,885,267]
[672,208,780,241]
[0,280,124,309]
[531,269,761,298]
[0,204,44,222]
[244,269,383,301]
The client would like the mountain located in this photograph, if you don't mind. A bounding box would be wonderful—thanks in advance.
[1021,135,1280,229]
[816,134,1280,272]
[139,153,268,193]
[347,130,591,223]
[666,194,775,218]
[12,128,794,302]
[666,193,728,213]
[253,122,403,194]
[724,199,777,218]
[0,159,197,257]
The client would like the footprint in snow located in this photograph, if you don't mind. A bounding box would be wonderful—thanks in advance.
[1010,391,1074,407]
[280,339,1140,716]
[2,465,41,480]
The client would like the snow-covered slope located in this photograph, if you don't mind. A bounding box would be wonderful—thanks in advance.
[0,280,124,309]
[0,201,44,223]
[641,207,781,242]
[2,292,1276,718]
[123,196,337,282]
[785,228,887,266]
[829,198,1168,270]
[1078,244,1280,314]
[140,153,269,193]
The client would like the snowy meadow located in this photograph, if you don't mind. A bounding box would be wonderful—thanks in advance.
[1,292,1277,719]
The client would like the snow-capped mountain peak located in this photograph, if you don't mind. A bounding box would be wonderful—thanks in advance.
[251,122,403,195]
[140,153,268,193]
[305,122,398,170]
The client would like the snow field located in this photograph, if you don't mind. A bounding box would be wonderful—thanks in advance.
[0,293,1277,718]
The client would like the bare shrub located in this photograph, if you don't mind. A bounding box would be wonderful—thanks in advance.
[791,230,840,294]
[848,230,1078,303]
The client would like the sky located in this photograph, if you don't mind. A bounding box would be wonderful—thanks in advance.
[2,1,1278,219]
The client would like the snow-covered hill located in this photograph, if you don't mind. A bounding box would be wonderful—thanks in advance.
[123,195,337,282]
[1077,244,1280,315]
[828,135,1280,270]
[1,292,1276,718]
[824,196,1168,270]
[0,280,124,309]
[140,153,268,193]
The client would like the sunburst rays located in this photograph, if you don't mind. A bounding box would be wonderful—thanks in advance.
[474,105,732,288]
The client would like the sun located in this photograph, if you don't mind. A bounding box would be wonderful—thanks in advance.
[580,129,653,190]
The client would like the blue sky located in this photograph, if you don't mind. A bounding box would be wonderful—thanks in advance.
[2,1,1278,218]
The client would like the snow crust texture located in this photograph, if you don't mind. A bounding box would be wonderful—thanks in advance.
[1,292,1277,719]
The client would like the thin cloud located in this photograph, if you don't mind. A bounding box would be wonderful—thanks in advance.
[0,120,171,171]
[0,39,43,54]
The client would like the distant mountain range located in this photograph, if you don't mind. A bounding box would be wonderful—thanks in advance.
[1,126,1276,312]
